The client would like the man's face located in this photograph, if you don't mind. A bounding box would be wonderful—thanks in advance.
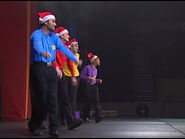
[71,43,79,53]
[60,32,70,43]
[45,19,57,32]
[93,57,100,66]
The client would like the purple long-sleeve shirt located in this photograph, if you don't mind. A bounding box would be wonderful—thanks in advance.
[80,64,99,84]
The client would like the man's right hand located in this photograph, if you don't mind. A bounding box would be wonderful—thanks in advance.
[56,67,62,79]
[42,52,51,58]
[89,77,96,82]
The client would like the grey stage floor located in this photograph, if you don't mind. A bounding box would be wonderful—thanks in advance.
[1,117,185,138]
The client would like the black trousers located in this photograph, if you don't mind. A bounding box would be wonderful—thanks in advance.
[66,76,79,118]
[57,73,74,124]
[83,83,102,120]
[29,62,59,131]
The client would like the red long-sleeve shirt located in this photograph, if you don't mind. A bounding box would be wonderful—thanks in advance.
[53,44,75,76]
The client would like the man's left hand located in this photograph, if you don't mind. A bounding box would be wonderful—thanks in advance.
[71,77,77,86]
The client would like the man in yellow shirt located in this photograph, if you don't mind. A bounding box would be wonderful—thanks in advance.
[63,38,82,118]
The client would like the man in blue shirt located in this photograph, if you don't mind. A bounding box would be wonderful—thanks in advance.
[28,12,79,137]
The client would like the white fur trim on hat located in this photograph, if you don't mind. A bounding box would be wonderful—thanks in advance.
[91,55,98,63]
[71,42,78,46]
[39,15,55,24]
[58,29,69,36]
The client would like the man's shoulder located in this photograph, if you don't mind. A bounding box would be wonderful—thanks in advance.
[84,64,91,69]
[31,29,42,37]
[33,29,42,33]
[64,44,70,48]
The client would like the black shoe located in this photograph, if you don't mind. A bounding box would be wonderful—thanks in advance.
[49,130,59,138]
[28,122,44,136]
[68,120,82,130]
[39,122,48,130]
[83,117,91,123]
[61,120,66,125]
[95,117,102,123]
[29,129,44,136]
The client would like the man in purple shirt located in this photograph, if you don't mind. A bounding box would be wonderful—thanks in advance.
[80,52,103,123]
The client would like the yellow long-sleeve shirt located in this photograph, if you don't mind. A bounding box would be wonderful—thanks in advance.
[63,53,80,77]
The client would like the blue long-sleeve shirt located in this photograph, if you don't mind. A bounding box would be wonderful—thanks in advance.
[80,64,99,84]
[30,29,77,63]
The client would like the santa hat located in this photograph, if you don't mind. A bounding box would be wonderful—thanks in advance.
[68,38,78,48]
[55,26,69,36]
[87,53,98,63]
[38,12,55,24]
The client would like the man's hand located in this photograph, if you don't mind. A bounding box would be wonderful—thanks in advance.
[99,79,103,84]
[78,59,83,66]
[71,77,77,86]
[75,59,80,65]
[42,52,51,58]
[55,67,62,79]
[89,77,96,82]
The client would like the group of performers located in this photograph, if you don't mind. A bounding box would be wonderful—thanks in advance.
[28,11,103,137]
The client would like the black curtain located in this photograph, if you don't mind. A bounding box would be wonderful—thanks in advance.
[37,1,185,103]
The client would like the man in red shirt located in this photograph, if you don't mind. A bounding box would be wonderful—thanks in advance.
[53,26,81,130]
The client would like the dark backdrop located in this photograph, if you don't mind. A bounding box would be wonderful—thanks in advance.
[38,1,185,102]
